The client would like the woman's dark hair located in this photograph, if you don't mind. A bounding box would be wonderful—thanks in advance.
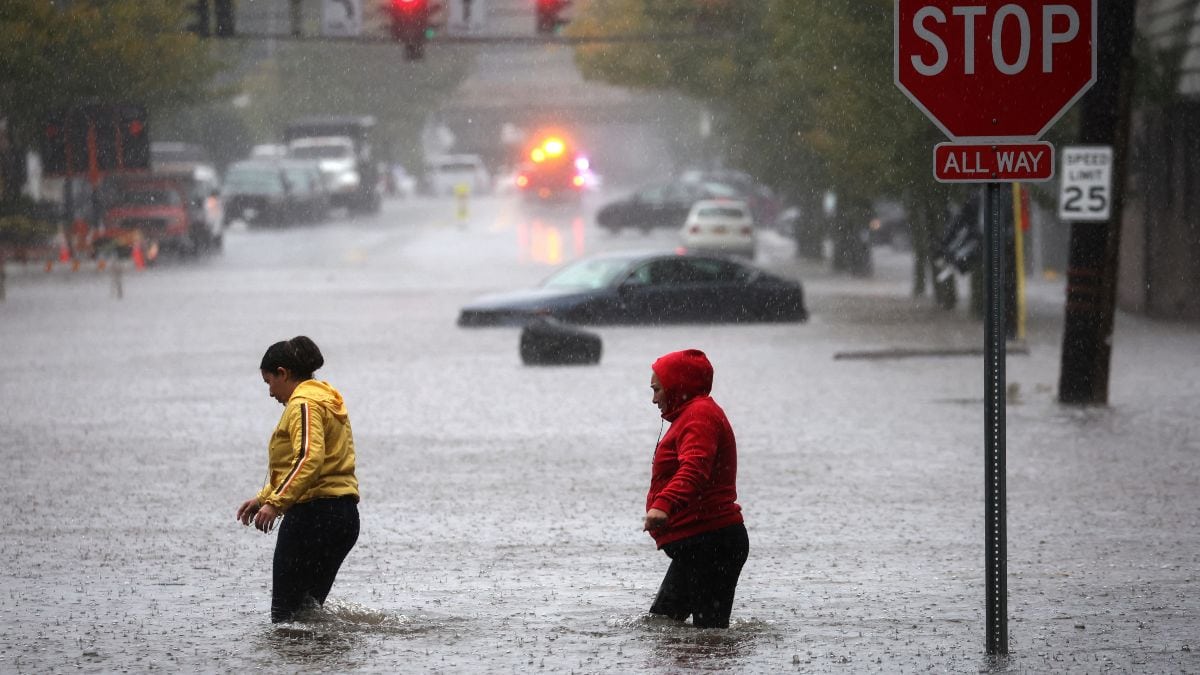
[260,336,324,380]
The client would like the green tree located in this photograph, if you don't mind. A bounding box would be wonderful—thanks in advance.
[570,1,958,285]
[0,0,220,146]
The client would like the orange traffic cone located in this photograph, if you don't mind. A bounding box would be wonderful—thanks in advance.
[57,226,72,263]
[131,240,146,271]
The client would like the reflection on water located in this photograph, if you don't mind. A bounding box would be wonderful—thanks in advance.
[517,215,587,266]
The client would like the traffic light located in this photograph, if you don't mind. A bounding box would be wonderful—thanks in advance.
[214,0,235,38]
[535,0,569,34]
[117,105,150,171]
[41,114,67,176]
[186,0,210,37]
[390,0,431,61]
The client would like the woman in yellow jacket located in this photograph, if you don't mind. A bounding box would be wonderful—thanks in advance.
[236,336,360,623]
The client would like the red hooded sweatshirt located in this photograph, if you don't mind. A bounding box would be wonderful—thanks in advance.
[646,349,744,548]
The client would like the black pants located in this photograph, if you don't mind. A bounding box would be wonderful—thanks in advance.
[650,523,749,629]
[271,495,360,623]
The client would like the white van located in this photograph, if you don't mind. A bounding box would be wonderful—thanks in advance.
[425,154,491,196]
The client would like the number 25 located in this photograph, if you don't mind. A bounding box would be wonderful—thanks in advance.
[1064,186,1108,213]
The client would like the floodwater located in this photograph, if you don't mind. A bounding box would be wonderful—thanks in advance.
[1,201,1198,672]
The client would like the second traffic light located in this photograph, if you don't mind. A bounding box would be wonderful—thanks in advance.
[536,0,569,34]
[390,0,434,61]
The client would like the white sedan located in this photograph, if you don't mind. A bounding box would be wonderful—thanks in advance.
[679,199,756,257]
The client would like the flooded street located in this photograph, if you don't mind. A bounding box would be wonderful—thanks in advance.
[2,194,1198,673]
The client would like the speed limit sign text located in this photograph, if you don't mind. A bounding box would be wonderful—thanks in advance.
[1059,145,1112,221]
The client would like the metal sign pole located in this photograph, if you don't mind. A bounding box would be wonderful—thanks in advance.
[983,181,1009,654]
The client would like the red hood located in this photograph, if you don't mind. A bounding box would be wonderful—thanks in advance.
[651,349,713,419]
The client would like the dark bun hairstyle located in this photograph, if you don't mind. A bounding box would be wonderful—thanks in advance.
[260,336,324,381]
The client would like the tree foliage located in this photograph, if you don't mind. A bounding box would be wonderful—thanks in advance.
[0,0,220,144]
[569,0,948,208]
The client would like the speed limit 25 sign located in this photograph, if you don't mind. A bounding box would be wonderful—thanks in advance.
[1058,146,1112,221]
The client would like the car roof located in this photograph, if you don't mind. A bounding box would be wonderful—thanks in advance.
[229,159,281,170]
[568,249,755,268]
[288,136,353,147]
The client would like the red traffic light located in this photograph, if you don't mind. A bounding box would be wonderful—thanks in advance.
[536,0,569,34]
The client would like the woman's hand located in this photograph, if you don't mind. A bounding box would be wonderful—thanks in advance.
[253,503,281,533]
[643,508,668,531]
[236,498,261,526]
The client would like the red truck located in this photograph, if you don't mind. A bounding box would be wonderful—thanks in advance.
[97,172,223,259]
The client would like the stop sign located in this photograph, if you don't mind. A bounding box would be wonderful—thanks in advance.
[895,0,1096,141]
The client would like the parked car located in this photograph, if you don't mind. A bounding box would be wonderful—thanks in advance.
[457,250,807,327]
[680,199,756,257]
[277,158,331,222]
[222,160,319,227]
[596,180,740,233]
[679,168,782,226]
[425,154,491,196]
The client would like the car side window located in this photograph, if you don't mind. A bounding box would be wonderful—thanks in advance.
[624,263,654,286]
[704,259,755,283]
[636,185,666,204]
[664,183,695,202]
[644,259,711,285]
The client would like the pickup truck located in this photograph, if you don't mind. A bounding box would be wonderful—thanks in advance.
[97,172,223,258]
[284,116,381,214]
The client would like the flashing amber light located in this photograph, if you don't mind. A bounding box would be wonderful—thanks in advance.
[542,137,565,157]
[516,174,529,188]
[572,175,586,187]
[530,148,546,163]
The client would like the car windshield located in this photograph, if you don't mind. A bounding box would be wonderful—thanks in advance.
[117,189,180,206]
[696,207,747,219]
[541,257,631,290]
[700,182,740,198]
[225,169,282,193]
[290,145,351,160]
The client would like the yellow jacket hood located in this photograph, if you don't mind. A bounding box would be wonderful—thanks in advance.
[290,379,349,420]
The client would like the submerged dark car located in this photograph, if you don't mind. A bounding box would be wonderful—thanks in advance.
[457,251,808,327]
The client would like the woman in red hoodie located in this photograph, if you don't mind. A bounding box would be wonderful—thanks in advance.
[643,349,749,629]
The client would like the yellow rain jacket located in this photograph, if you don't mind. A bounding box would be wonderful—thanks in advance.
[257,380,359,511]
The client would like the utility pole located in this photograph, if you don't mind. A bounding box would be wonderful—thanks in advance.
[1058,0,1138,405]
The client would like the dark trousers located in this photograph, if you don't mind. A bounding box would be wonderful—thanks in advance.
[271,495,360,623]
[650,523,749,629]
